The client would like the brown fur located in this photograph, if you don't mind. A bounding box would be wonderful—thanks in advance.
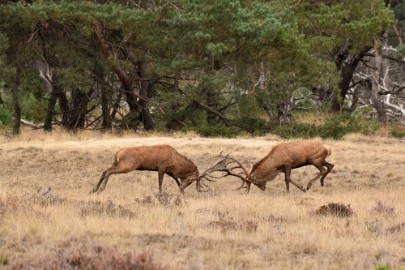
[91,145,199,194]
[247,140,334,192]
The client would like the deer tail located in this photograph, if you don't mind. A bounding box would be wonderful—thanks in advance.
[112,151,120,167]
[324,145,332,156]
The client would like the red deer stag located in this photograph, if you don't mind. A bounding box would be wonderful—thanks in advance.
[215,140,334,193]
[90,145,229,194]
[91,145,201,194]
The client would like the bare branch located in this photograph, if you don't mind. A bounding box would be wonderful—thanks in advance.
[20,119,44,129]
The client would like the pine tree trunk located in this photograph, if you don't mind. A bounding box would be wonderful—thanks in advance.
[100,82,112,130]
[206,90,218,124]
[43,87,58,132]
[138,56,154,130]
[12,64,21,135]
[65,88,89,130]
[371,35,387,123]
[57,81,70,128]
[94,64,112,130]
[262,100,276,122]
[331,40,372,111]
[94,24,141,130]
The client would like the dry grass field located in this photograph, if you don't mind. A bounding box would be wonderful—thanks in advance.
[1,130,405,269]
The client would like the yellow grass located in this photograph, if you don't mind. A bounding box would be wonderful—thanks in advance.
[1,130,405,269]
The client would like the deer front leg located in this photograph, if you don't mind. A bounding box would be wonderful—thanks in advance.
[246,181,252,194]
[320,161,334,186]
[169,176,188,193]
[158,170,165,193]
[167,174,181,187]
[284,166,291,191]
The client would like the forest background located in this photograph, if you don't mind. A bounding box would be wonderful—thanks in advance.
[2,1,405,269]
[1,0,405,138]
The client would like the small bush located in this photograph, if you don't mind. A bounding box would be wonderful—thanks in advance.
[192,124,240,138]
[208,219,258,233]
[385,222,405,235]
[135,192,186,207]
[79,200,135,218]
[365,219,383,234]
[375,263,394,270]
[315,203,354,217]
[0,255,8,266]
[390,126,405,138]
[272,122,318,139]
[273,113,379,139]
[318,115,349,139]
[0,195,21,217]
[233,116,269,135]
[0,107,12,126]
[10,243,165,270]
[370,201,396,215]
[21,187,65,206]
[20,93,48,123]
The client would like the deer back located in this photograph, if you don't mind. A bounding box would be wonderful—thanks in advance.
[116,145,175,171]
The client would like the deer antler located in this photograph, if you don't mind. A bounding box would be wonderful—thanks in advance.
[195,153,250,191]
[218,154,251,191]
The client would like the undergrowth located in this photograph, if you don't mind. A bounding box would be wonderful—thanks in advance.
[10,243,166,270]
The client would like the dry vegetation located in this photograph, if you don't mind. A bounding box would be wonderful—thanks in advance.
[1,130,405,269]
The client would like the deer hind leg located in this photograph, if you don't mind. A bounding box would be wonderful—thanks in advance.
[97,164,133,193]
[284,166,306,192]
[306,162,326,191]
[90,171,108,194]
[320,161,334,186]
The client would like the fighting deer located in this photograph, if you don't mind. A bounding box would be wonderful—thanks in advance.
[91,145,200,194]
[90,144,231,194]
[213,140,334,193]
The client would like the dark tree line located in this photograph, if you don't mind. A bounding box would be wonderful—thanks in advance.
[0,0,404,135]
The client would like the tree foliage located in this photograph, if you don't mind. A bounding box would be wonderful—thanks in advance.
[0,0,401,135]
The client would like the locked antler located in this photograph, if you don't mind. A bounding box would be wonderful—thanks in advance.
[195,153,250,191]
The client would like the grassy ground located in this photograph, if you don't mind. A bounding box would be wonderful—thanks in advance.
[1,130,405,269]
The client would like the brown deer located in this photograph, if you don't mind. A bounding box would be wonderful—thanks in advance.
[214,140,334,193]
[90,144,229,194]
[91,145,201,194]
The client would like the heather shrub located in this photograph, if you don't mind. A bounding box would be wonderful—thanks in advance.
[79,200,135,219]
[10,243,166,270]
[314,203,354,217]
[370,201,396,215]
[135,192,186,207]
